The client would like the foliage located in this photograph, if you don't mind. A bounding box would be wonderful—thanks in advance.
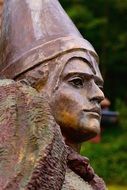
[108,185,127,190]
[115,99,127,130]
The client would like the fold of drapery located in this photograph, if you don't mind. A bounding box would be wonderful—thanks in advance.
[0,79,67,190]
[0,79,106,190]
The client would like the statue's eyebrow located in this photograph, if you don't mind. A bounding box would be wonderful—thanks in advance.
[63,72,104,87]
[94,75,104,87]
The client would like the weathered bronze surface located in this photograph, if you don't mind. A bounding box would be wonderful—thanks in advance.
[0,0,98,79]
[0,0,106,189]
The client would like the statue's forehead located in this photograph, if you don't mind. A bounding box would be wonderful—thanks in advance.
[62,58,93,75]
[62,57,103,81]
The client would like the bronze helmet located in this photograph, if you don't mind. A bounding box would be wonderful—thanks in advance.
[0,0,98,79]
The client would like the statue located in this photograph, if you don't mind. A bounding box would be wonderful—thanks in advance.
[0,0,106,189]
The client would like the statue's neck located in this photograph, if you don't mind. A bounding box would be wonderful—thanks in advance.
[63,137,81,153]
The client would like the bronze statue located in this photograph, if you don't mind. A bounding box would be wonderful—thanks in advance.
[0,0,106,189]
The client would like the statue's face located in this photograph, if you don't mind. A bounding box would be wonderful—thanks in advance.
[49,57,104,142]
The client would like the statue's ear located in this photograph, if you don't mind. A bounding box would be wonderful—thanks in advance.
[19,65,49,91]
[32,69,49,91]
[26,68,49,91]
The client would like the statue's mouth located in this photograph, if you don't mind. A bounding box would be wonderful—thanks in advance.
[83,107,101,118]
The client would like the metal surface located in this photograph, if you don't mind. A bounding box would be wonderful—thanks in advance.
[0,0,97,79]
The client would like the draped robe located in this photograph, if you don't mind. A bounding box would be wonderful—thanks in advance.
[0,80,106,190]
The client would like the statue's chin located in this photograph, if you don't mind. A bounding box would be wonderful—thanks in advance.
[60,118,100,143]
[80,117,101,135]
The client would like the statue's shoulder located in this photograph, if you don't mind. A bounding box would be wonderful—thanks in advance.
[0,79,15,86]
[0,79,36,92]
[0,79,42,101]
[0,79,65,189]
[0,79,19,105]
[0,79,51,121]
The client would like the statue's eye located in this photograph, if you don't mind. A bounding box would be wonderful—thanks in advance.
[69,77,84,88]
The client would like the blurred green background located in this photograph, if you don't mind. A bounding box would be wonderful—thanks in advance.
[60,0,127,189]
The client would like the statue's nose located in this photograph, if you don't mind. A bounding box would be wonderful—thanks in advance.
[89,83,105,104]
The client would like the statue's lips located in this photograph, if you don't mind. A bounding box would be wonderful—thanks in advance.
[83,108,101,119]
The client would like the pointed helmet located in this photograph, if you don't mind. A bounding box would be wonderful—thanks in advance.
[0,0,98,79]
